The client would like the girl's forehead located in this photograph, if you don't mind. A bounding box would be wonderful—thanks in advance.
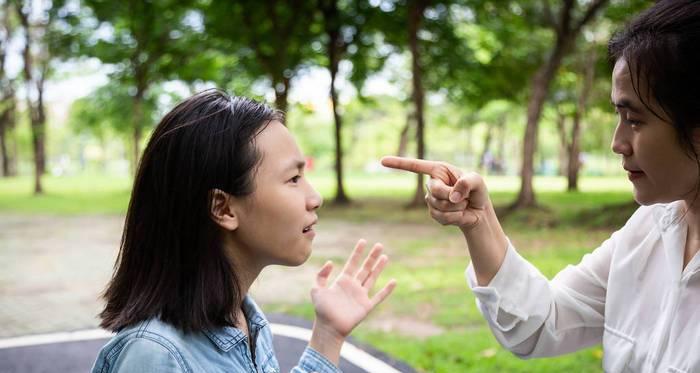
[255,121,303,170]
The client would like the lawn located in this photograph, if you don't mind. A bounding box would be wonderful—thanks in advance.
[0,171,636,372]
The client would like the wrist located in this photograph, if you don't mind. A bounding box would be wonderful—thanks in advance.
[458,200,493,234]
[308,320,345,366]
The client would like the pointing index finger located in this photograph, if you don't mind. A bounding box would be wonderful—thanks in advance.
[381,156,461,185]
[381,156,439,176]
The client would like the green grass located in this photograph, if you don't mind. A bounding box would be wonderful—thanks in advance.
[1,172,634,372]
[0,174,131,214]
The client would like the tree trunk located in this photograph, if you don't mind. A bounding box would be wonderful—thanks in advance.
[327,16,350,205]
[0,92,15,177]
[556,108,568,176]
[274,76,290,113]
[568,111,581,191]
[479,124,494,171]
[567,48,596,191]
[397,112,413,157]
[408,0,428,208]
[17,3,45,194]
[496,114,506,173]
[511,0,608,209]
[132,94,144,174]
[0,119,9,177]
[36,68,47,175]
[512,31,574,208]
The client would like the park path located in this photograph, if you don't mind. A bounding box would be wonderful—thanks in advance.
[0,213,444,339]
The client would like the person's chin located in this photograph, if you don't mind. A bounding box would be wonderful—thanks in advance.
[285,245,312,267]
[632,188,668,206]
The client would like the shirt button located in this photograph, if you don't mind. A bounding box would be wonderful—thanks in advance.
[662,216,671,228]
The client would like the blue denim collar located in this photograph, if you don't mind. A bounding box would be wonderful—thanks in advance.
[203,296,269,352]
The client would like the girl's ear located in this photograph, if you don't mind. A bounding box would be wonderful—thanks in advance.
[209,189,239,231]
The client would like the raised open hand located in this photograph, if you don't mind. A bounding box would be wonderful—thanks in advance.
[310,239,396,338]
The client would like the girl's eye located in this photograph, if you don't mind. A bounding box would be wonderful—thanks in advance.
[626,118,642,127]
[289,175,301,183]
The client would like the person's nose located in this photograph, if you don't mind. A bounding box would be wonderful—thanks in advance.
[611,122,632,156]
[306,184,323,211]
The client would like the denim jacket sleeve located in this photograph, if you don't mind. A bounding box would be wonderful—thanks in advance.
[291,346,342,373]
[107,338,186,373]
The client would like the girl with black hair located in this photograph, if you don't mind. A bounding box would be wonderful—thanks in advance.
[91,90,396,373]
[383,1,700,371]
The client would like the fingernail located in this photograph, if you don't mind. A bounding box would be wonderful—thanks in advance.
[450,192,462,203]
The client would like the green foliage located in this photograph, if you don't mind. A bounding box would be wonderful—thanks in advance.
[67,82,160,138]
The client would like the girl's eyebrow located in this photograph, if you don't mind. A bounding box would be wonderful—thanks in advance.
[610,97,642,114]
[284,158,306,172]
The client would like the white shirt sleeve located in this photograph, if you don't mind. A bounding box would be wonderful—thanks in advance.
[466,234,615,357]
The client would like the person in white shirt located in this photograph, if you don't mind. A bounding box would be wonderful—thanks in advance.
[382,1,700,372]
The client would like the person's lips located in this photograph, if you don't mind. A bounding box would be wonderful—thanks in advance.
[302,219,318,234]
[624,166,645,180]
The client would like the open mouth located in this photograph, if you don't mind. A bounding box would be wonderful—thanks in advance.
[303,221,317,233]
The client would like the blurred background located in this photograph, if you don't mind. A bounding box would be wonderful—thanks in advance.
[0,0,650,371]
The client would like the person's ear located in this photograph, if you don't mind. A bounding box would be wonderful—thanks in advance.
[210,189,238,231]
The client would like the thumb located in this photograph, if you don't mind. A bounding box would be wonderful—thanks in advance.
[450,172,487,207]
[315,261,334,288]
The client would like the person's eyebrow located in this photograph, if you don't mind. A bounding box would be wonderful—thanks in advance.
[284,158,306,172]
[610,97,643,114]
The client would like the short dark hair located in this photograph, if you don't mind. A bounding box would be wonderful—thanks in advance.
[608,0,700,157]
[99,89,284,333]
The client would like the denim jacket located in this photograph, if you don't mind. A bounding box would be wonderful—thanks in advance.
[91,296,341,373]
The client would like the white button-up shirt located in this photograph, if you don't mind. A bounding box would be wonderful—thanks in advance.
[466,201,700,373]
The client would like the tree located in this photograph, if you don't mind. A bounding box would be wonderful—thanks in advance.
[0,0,18,177]
[67,82,161,142]
[317,0,379,205]
[376,1,472,207]
[53,0,204,172]
[14,0,52,193]
[508,0,609,208]
[561,45,597,191]
[204,0,318,113]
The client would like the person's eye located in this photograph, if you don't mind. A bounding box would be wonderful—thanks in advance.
[289,175,301,184]
[626,118,643,127]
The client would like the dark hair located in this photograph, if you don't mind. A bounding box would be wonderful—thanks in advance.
[100,89,284,333]
[608,0,700,158]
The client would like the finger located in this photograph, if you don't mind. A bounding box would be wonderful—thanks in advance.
[341,239,367,276]
[451,173,486,206]
[363,254,388,290]
[426,195,468,212]
[356,243,383,284]
[316,261,334,288]
[427,178,451,200]
[370,279,397,308]
[430,209,471,225]
[381,156,439,176]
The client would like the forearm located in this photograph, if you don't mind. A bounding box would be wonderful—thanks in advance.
[460,200,508,286]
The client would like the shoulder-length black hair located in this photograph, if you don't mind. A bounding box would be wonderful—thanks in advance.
[608,0,700,157]
[100,89,283,333]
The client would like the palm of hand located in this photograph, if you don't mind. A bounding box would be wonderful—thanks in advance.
[310,240,396,338]
[311,273,374,337]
